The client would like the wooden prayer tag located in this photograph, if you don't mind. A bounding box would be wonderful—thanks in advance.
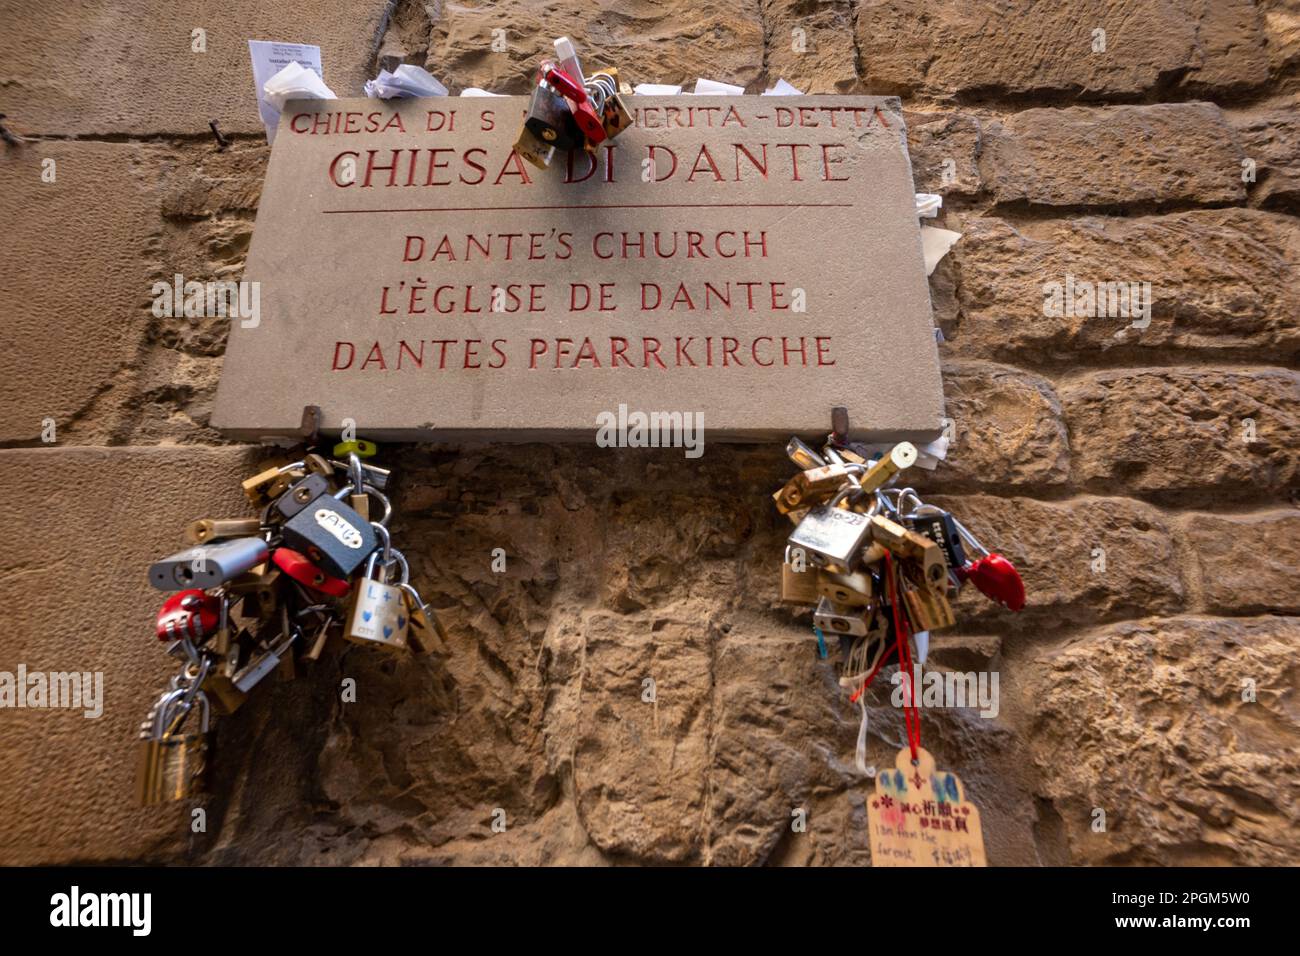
[867,746,987,867]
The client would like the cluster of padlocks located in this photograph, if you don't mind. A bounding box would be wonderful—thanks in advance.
[514,36,632,169]
[775,432,1025,681]
[136,441,445,805]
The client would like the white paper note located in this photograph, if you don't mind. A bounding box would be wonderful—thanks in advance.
[249,40,324,143]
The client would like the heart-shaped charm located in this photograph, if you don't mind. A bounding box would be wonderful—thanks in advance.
[363,610,373,622]
[397,616,406,629]
[383,625,393,638]
[961,553,1025,611]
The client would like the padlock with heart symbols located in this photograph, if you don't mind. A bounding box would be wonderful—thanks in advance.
[344,524,409,652]
[515,36,633,170]
[137,441,447,805]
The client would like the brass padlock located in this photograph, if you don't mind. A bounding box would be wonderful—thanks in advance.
[818,568,876,608]
[856,442,918,494]
[869,514,946,589]
[183,516,262,546]
[241,462,306,507]
[901,572,956,632]
[588,69,631,141]
[227,563,281,619]
[776,463,853,513]
[136,689,212,806]
[780,547,821,605]
[400,582,448,654]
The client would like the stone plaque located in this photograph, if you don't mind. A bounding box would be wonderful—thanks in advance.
[211,95,943,442]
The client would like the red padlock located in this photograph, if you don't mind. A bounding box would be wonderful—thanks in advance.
[544,65,606,146]
[272,547,352,597]
[156,589,221,642]
[958,554,1026,612]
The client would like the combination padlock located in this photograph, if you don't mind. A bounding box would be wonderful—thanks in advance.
[279,495,377,579]
[136,688,212,805]
[155,589,221,642]
[345,526,409,652]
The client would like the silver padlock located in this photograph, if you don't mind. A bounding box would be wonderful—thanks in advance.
[136,688,212,805]
[148,537,269,591]
[344,525,409,651]
[813,596,872,637]
[788,505,873,569]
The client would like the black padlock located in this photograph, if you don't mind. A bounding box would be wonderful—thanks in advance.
[909,511,967,571]
[280,496,378,578]
[269,473,332,522]
[525,81,581,151]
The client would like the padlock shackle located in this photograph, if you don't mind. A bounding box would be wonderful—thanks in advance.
[543,65,587,104]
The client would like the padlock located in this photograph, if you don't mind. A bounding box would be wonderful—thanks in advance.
[818,568,876,608]
[270,547,351,597]
[279,496,378,579]
[328,458,392,492]
[183,516,262,546]
[148,537,270,592]
[268,472,332,522]
[588,70,631,141]
[909,508,967,571]
[136,688,212,805]
[302,452,335,478]
[341,452,370,522]
[241,461,306,506]
[155,590,221,642]
[784,436,827,471]
[949,517,1026,611]
[868,515,946,589]
[300,617,336,663]
[779,546,821,605]
[544,64,606,147]
[813,596,872,637]
[900,573,956,632]
[399,582,448,654]
[345,526,409,651]
[855,442,918,494]
[199,600,248,716]
[227,562,282,618]
[775,463,854,513]
[231,607,299,693]
[332,439,377,459]
[788,505,873,569]
[524,80,581,151]
[515,124,557,170]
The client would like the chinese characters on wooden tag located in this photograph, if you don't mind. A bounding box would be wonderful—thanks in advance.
[867,746,986,867]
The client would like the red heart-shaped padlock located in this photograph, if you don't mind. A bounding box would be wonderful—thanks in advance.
[156,589,221,642]
[960,554,1025,612]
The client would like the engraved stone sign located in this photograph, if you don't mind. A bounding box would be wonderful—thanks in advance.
[211,95,944,442]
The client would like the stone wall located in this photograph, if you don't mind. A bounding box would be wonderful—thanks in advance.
[1,0,1296,866]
